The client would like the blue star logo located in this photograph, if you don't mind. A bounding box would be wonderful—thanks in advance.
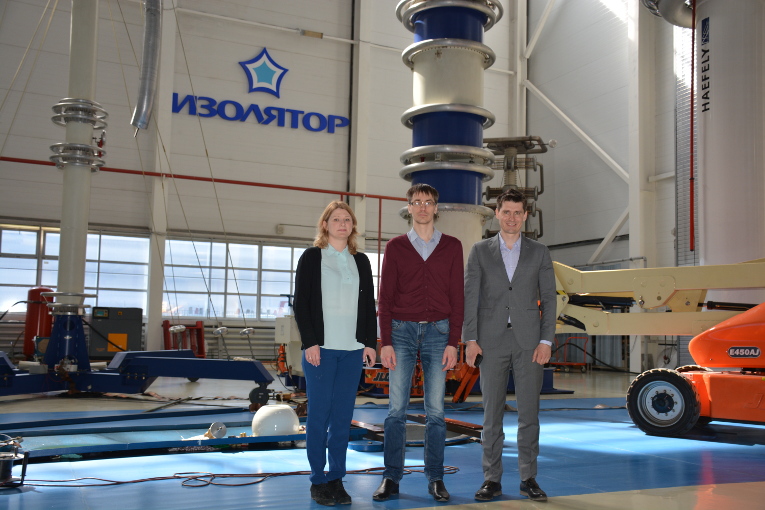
[239,48,288,98]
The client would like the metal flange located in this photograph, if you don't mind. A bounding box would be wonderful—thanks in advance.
[400,144,495,165]
[399,201,494,220]
[49,143,105,171]
[400,160,495,181]
[484,136,551,155]
[41,292,97,315]
[396,0,504,32]
[401,103,495,129]
[51,98,108,129]
[402,38,496,69]
[46,302,92,316]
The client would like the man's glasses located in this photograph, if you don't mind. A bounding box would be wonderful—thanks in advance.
[409,200,436,208]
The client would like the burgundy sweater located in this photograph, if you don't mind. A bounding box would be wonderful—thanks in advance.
[378,233,464,347]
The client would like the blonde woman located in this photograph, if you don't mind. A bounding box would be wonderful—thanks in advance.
[293,201,377,506]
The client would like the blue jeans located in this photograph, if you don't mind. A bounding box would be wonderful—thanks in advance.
[302,348,363,485]
[383,319,449,483]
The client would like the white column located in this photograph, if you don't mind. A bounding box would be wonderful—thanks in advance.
[437,210,488,266]
[146,178,168,350]
[145,4,178,349]
[697,0,765,304]
[348,0,370,249]
[628,3,658,372]
[57,0,99,303]
[512,0,527,136]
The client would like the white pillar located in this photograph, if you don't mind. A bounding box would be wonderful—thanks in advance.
[697,0,765,305]
[144,3,178,350]
[437,208,490,266]
[146,178,168,350]
[628,3,658,372]
[57,0,99,304]
[349,0,370,249]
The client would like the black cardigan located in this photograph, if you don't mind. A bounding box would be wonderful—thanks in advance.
[293,246,377,350]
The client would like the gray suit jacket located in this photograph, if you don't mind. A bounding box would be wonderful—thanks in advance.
[463,234,556,350]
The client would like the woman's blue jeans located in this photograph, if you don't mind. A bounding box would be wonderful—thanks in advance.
[382,319,449,483]
[303,347,363,485]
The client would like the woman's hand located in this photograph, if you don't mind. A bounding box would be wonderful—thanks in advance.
[305,345,321,367]
[362,347,377,367]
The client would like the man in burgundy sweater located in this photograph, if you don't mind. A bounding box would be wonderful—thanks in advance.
[372,183,464,503]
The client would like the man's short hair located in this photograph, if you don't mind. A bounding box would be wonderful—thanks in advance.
[496,188,526,210]
[406,183,439,204]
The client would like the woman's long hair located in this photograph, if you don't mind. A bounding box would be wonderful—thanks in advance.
[313,201,359,254]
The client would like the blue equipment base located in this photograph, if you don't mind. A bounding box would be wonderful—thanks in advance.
[0,350,273,397]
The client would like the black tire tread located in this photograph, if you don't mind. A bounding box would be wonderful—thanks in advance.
[626,368,701,437]
[675,365,713,373]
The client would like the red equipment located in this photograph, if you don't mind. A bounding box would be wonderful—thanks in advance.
[23,287,53,359]
[162,320,206,358]
[549,335,589,373]
[627,302,765,436]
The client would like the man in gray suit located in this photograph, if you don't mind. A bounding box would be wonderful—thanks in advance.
[463,188,557,502]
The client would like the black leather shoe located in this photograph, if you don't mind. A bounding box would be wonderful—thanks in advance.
[310,483,336,506]
[520,478,548,502]
[428,480,450,502]
[328,478,351,505]
[475,480,502,501]
[372,478,399,501]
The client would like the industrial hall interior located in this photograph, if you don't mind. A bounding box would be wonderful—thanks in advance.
[0,0,764,509]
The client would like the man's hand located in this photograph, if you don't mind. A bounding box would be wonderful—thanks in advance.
[532,343,552,365]
[441,345,458,371]
[381,345,397,371]
[465,340,483,368]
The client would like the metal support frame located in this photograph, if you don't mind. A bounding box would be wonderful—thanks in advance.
[0,349,273,397]
[555,259,765,336]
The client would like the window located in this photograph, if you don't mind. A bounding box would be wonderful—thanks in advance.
[0,226,149,314]
[0,227,43,313]
[0,225,310,321]
[163,240,304,321]
[365,251,384,299]
[44,232,149,310]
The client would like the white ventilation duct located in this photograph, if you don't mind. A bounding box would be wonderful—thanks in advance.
[130,0,162,131]
[641,0,693,28]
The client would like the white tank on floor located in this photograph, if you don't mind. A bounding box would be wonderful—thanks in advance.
[251,404,300,436]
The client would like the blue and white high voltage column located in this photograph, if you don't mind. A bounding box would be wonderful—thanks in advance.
[396,0,503,259]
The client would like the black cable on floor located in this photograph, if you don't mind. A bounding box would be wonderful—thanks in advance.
[551,342,642,375]
[23,465,459,488]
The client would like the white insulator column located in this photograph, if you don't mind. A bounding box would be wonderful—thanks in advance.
[696,0,765,304]
[396,0,504,258]
[55,0,102,305]
[413,46,486,106]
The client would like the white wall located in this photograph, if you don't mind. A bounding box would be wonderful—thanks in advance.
[526,0,677,269]
[0,0,682,259]
[0,0,516,248]
[1,0,693,365]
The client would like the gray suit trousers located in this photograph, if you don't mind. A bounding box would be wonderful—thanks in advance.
[479,327,544,482]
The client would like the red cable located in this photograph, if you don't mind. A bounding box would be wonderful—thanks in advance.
[689,0,696,252]
[0,156,407,203]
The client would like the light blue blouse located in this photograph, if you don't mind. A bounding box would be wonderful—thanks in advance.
[321,245,363,350]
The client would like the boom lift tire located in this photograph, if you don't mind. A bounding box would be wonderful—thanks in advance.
[626,368,701,436]
[674,365,713,373]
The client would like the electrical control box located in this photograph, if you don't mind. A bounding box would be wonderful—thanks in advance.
[88,307,144,360]
[274,315,303,377]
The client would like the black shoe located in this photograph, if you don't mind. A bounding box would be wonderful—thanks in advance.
[372,478,399,501]
[327,478,351,505]
[428,480,450,502]
[475,480,502,501]
[520,478,548,502]
[311,483,336,506]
